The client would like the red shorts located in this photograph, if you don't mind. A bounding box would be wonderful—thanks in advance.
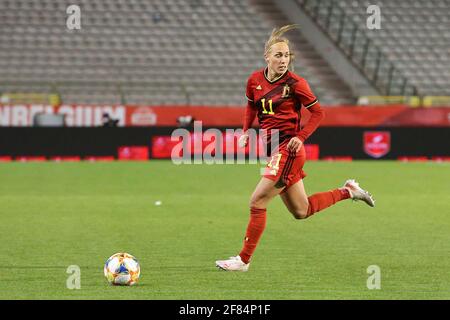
[262,145,307,192]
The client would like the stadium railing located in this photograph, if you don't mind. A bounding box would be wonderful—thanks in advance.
[0,80,192,106]
[297,0,419,97]
[357,95,450,107]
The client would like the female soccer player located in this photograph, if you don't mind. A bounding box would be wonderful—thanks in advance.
[215,25,375,272]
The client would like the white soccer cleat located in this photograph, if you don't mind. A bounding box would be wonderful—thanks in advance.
[215,255,250,272]
[343,179,375,207]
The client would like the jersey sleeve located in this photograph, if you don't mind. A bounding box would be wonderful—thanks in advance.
[243,76,257,132]
[243,101,258,132]
[294,77,318,109]
[296,102,325,142]
[245,76,255,103]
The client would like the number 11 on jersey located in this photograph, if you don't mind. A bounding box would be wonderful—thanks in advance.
[261,99,274,115]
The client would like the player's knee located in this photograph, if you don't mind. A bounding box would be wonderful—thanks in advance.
[292,200,309,219]
[249,193,268,208]
[292,208,308,220]
[249,197,262,209]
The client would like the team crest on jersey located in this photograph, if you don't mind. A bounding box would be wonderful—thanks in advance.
[281,84,291,98]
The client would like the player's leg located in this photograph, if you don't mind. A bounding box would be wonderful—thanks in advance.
[280,179,375,220]
[280,179,351,219]
[238,177,284,262]
[215,177,282,271]
[279,179,309,219]
[249,176,285,209]
[277,146,344,219]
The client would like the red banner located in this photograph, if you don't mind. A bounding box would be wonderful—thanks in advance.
[1,104,449,127]
[151,134,320,160]
[118,146,149,161]
[0,104,126,126]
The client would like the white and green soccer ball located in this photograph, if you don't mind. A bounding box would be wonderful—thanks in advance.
[104,252,140,286]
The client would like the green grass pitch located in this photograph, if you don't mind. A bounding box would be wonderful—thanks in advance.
[0,160,449,299]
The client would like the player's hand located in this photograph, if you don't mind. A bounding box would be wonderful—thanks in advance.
[287,137,303,153]
[238,134,249,148]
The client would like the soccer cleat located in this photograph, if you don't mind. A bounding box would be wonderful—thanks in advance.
[343,179,375,207]
[215,255,250,272]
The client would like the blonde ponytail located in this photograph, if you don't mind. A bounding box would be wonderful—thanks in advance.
[264,24,299,56]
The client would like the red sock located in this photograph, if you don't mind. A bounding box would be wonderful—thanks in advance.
[239,207,267,264]
[306,188,350,217]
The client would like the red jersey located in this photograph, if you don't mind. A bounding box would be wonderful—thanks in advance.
[243,68,324,146]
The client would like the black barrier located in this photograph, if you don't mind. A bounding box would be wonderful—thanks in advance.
[0,127,449,160]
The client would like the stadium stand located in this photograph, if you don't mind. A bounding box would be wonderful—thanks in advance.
[297,0,450,97]
[1,0,448,106]
[0,0,355,106]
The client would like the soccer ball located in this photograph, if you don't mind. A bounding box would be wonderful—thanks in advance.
[104,252,140,286]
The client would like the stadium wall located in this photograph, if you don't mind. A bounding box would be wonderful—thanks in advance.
[0,127,448,161]
[1,105,450,127]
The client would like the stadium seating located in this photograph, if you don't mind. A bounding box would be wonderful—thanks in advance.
[298,0,450,96]
[0,0,354,106]
[3,0,448,105]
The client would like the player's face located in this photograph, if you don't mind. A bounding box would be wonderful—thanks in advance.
[266,42,290,76]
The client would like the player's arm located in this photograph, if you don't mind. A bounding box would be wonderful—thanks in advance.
[296,102,325,143]
[243,100,257,133]
[295,77,325,143]
[239,77,258,147]
[287,78,325,152]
